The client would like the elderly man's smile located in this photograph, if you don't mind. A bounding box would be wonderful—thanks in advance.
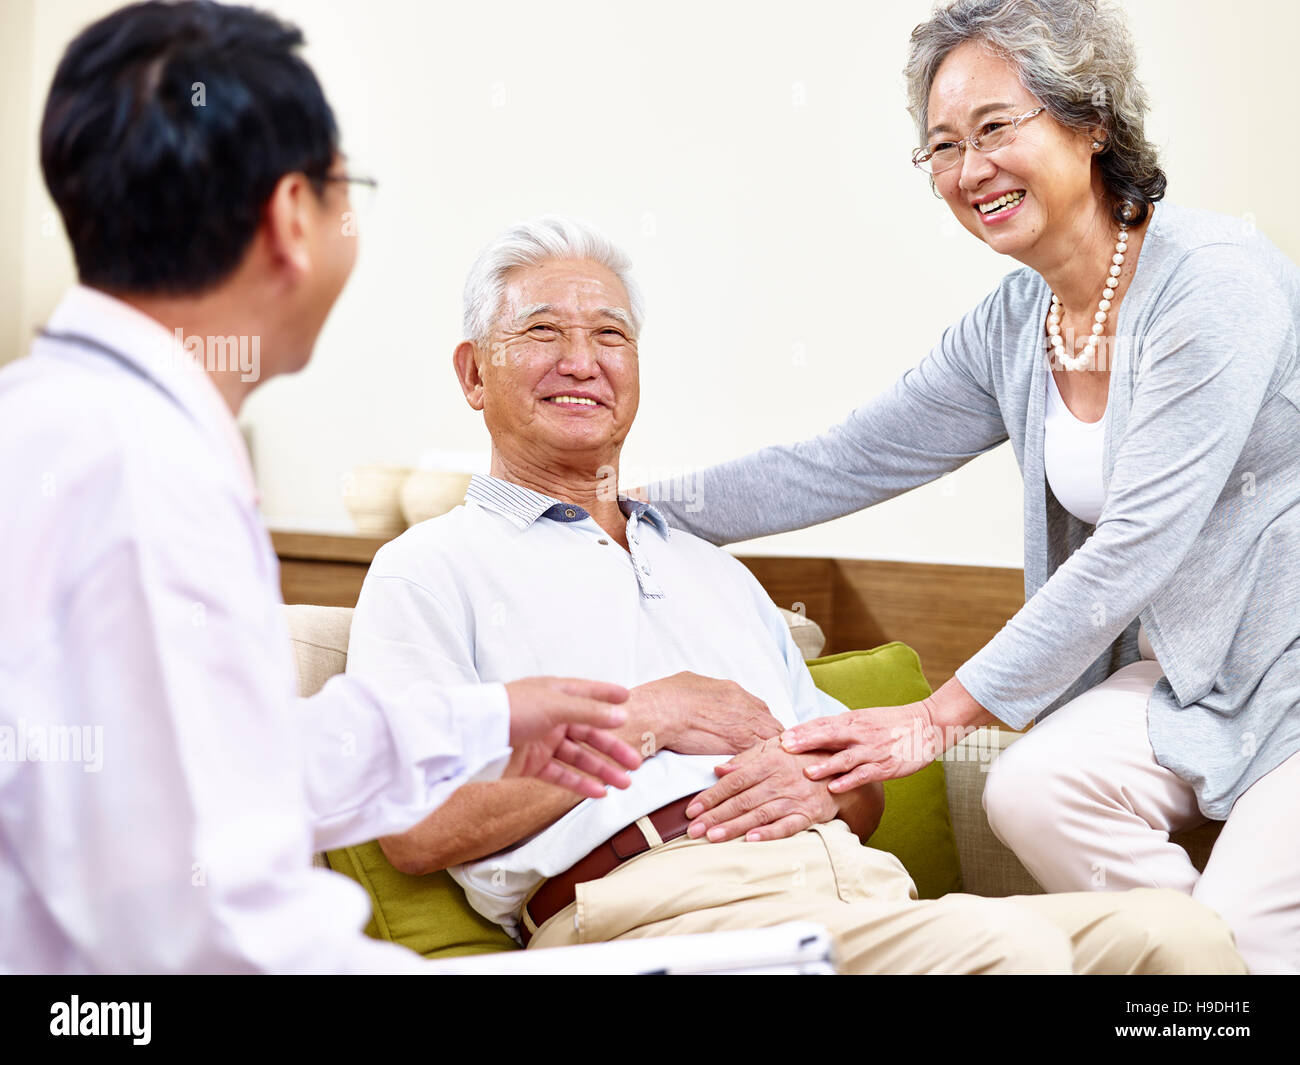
[542,393,609,411]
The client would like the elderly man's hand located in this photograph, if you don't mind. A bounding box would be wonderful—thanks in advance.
[683,738,840,843]
[630,671,784,757]
[504,677,642,799]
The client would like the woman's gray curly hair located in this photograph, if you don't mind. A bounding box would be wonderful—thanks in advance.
[904,0,1166,226]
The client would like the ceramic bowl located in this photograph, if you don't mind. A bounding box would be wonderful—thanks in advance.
[399,469,474,527]
[343,464,413,537]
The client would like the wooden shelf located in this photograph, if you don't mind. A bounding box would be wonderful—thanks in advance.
[271,529,393,564]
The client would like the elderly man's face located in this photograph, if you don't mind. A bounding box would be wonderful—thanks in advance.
[461,257,639,465]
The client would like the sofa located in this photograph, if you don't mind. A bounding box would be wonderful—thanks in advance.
[285,603,1223,955]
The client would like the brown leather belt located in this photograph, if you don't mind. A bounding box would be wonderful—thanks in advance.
[520,795,696,945]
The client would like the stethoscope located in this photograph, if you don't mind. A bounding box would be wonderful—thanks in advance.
[36,327,197,419]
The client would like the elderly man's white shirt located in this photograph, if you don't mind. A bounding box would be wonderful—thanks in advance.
[347,475,848,938]
[0,286,512,973]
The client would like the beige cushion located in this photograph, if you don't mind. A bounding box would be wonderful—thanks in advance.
[941,729,1044,897]
[777,607,826,659]
[942,727,1224,897]
[284,604,354,698]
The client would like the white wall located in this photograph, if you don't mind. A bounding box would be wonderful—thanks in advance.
[7,0,1298,566]
[0,0,35,365]
[3,0,120,368]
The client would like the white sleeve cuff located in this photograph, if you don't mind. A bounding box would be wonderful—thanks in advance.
[303,675,514,851]
[443,680,512,784]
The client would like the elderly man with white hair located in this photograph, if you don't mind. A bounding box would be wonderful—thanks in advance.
[343,215,1246,974]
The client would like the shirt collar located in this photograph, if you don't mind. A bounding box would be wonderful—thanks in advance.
[40,284,259,504]
[465,473,670,538]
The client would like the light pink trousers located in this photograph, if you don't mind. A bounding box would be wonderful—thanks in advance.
[983,658,1300,974]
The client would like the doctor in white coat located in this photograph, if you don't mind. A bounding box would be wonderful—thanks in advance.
[0,0,638,974]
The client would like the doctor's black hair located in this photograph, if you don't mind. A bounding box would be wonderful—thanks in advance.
[40,0,339,295]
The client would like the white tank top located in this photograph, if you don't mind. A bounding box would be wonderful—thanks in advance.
[1043,371,1160,667]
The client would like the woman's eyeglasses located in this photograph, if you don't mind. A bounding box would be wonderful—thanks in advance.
[912,107,1046,175]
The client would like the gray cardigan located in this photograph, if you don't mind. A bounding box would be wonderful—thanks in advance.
[652,203,1300,820]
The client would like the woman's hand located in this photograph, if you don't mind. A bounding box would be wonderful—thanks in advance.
[778,697,955,793]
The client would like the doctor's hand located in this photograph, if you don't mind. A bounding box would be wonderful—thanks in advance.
[504,677,642,799]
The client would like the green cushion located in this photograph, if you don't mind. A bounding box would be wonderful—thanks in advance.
[805,643,964,900]
[325,841,518,958]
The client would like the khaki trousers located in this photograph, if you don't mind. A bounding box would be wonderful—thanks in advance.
[525,818,1245,974]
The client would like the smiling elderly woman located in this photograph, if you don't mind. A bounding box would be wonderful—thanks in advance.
[651,0,1300,973]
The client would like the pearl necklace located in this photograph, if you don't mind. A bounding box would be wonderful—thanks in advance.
[1047,223,1129,372]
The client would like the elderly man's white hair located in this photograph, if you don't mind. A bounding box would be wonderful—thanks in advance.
[462,215,646,344]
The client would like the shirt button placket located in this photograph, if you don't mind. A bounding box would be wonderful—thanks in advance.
[625,510,662,599]
[627,513,647,592]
